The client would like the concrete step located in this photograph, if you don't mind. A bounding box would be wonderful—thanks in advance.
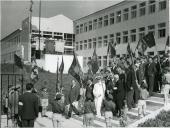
[148,96,170,103]
[152,92,170,98]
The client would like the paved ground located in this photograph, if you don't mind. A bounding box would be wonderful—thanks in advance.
[1,94,170,128]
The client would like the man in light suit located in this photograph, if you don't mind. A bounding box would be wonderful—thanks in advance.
[93,74,106,117]
[18,83,39,127]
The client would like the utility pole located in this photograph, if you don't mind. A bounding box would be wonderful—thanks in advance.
[29,0,33,62]
[38,0,41,59]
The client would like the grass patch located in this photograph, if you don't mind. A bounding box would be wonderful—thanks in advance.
[1,63,79,107]
[138,110,170,127]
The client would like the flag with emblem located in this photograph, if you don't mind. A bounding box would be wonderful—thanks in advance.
[142,32,156,48]
[68,51,83,85]
[136,39,148,56]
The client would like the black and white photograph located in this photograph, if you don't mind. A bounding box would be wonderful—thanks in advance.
[1,0,170,127]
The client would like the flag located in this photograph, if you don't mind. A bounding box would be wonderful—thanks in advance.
[59,56,64,73]
[91,47,99,74]
[127,43,134,65]
[166,36,169,46]
[142,32,156,48]
[14,54,23,69]
[68,51,83,85]
[59,55,64,91]
[30,57,39,83]
[136,39,148,56]
[127,42,132,56]
[107,42,116,58]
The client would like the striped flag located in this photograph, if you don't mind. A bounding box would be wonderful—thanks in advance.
[68,51,83,85]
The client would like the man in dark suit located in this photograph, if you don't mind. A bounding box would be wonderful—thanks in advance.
[67,80,81,118]
[85,78,94,101]
[147,57,157,95]
[18,83,39,127]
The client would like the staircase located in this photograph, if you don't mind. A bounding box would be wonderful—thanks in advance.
[71,93,169,127]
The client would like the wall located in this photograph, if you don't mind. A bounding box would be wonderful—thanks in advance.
[40,54,83,74]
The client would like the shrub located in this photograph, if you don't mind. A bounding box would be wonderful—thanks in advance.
[138,110,170,127]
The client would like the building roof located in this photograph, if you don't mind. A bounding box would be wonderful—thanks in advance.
[74,0,133,22]
[31,14,74,33]
[1,29,21,41]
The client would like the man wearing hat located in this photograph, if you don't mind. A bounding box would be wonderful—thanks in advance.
[93,74,106,117]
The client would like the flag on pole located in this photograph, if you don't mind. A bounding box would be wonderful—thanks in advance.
[166,36,169,46]
[59,56,64,73]
[107,42,116,58]
[136,39,148,56]
[59,55,64,92]
[14,54,23,69]
[127,42,132,56]
[136,32,155,56]
[127,42,134,64]
[142,32,156,48]
[91,47,99,74]
[30,57,39,83]
[68,51,83,85]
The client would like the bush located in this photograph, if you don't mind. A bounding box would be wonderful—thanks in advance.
[138,110,170,127]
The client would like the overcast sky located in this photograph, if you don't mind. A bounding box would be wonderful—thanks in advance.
[1,0,123,39]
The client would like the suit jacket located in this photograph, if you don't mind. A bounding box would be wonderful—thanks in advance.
[69,85,80,104]
[18,92,39,120]
[126,66,138,91]
[147,62,157,76]
[85,84,94,101]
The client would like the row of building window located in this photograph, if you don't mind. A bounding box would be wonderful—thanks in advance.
[1,50,20,63]
[83,50,165,67]
[75,22,166,51]
[1,35,21,49]
[75,0,166,34]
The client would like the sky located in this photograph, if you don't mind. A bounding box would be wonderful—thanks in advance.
[1,0,124,39]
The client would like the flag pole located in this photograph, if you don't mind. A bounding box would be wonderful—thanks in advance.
[56,57,59,93]
[60,55,63,93]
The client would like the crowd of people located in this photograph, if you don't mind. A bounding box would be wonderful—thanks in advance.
[2,51,170,128]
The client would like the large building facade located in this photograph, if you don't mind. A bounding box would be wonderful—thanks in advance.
[74,0,169,72]
[1,14,75,63]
